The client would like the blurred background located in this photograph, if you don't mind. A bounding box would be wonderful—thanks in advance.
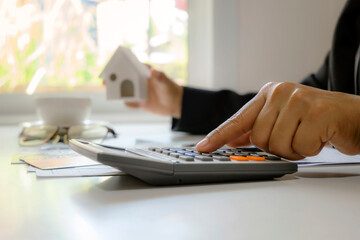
[0,0,348,123]
[0,0,188,94]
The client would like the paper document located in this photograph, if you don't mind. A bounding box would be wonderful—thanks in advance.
[296,147,360,166]
[14,142,123,178]
[33,165,123,177]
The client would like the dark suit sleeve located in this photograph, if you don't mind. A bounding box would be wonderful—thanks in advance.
[300,53,329,90]
[171,87,256,134]
[172,52,330,134]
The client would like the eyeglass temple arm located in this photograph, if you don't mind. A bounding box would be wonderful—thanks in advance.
[106,127,117,137]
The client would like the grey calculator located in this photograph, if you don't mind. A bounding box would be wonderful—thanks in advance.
[69,139,297,185]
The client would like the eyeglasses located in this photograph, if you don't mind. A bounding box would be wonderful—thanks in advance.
[19,124,117,146]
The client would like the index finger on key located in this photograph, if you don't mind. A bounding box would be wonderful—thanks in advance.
[196,91,267,153]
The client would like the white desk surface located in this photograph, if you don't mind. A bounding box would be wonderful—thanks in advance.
[1,122,360,240]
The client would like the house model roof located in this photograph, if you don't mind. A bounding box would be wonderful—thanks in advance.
[99,46,150,80]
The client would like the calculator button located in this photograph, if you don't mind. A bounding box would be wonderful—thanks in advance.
[184,152,195,157]
[212,153,222,156]
[162,150,171,155]
[247,155,265,161]
[238,147,262,152]
[184,152,201,157]
[148,147,156,151]
[195,156,213,161]
[155,149,163,153]
[201,153,212,157]
[221,153,232,157]
[169,148,184,152]
[233,153,247,157]
[179,156,195,161]
[177,150,187,154]
[227,149,238,152]
[230,155,248,161]
[265,155,281,161]
[170,153,180,158]
[213,150,226,154]
[256,154,267,157]
[212,156,230,161]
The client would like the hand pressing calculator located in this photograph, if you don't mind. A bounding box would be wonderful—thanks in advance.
[69,139,297,185]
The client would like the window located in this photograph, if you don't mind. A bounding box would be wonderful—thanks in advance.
[0,0,188,94]
[0,0,240,124]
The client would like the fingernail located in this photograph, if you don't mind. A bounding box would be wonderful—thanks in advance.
[196,138,209,149]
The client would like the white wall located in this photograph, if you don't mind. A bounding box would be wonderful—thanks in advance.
[187,0,214,89]
[188,0,348,93]
[237,0,347,93]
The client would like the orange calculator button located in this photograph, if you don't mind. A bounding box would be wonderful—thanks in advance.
[247,155,265,161]
[230,155,248,161]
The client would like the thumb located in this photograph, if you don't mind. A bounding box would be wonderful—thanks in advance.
[196,92,266,152]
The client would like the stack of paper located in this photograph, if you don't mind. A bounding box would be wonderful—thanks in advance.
[296,147,360,166]
[27,165,122,177]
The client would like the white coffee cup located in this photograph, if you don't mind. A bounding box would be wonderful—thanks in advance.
[35,97,91,126]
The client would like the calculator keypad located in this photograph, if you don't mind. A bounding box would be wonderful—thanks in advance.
[147,146,281,163]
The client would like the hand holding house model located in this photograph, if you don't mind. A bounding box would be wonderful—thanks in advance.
[99,46,150,100]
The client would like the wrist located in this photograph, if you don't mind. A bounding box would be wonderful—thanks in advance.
[171,86,183,119]
[330,92,360,155]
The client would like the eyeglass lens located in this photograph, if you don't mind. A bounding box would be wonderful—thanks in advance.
[19,125,58,146]
[68,125,109,140]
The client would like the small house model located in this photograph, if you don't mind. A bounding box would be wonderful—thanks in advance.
[99,46,150,101]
